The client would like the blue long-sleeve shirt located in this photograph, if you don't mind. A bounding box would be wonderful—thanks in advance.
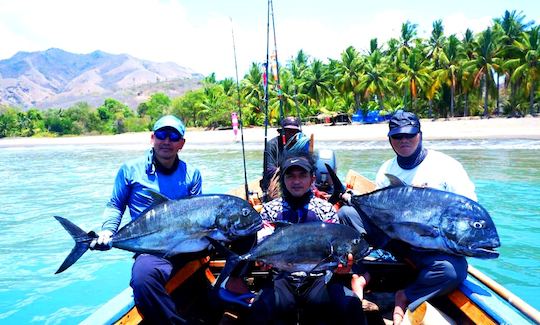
[101,150,202,233]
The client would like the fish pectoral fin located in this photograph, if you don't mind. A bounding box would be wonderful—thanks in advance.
[384,174,407,187]
[397,222,439,237]
[208,230,229,241]
[324,270,333,284]
[272,221,293,229]
[144,189,171,204]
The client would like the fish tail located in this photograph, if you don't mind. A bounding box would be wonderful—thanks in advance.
[54,216,94,274]
[205,236,241,289]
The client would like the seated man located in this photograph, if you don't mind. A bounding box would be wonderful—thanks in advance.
[339,110,471,324]
[246,154,366,325]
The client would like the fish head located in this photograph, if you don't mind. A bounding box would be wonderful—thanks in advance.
[333,225,371,264]
[214,195,262,239]
[441,200,500,259]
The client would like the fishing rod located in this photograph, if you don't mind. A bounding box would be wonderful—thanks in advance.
[230,18,250,201]
[269,0,287,144]
[261,0,271,197]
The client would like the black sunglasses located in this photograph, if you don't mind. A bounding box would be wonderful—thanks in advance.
[154,130,182,142]
[391,133,417,140]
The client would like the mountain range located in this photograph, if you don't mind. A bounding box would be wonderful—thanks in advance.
[0,48,203,110]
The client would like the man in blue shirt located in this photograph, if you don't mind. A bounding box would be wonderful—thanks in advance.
[90,115,202,324]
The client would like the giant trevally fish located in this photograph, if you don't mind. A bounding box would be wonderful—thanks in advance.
[209,222,370,290]
[326,165,500,259]
[55,193,262,274]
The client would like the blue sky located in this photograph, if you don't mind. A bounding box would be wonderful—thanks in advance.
[0,0,539,79]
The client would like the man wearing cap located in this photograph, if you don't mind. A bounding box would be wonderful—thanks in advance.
[90,115,203,324]
[246,153,366,325]
[261,116,306,200]
[339,110,476,324]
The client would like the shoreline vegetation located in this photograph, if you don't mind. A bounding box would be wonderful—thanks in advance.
[1,11,538,143]
[1,116,539,148]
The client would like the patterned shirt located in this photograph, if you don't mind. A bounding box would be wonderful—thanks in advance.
[257,195,338,242]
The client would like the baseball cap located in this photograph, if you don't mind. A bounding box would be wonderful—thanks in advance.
[282,156,313,174]
[153,115,185,136]
[388,110,421,136]
[280,116,301,130]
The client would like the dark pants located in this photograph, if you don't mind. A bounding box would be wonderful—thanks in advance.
[130,253,212,324]
[338,205,468,311]
[246,273,366,325]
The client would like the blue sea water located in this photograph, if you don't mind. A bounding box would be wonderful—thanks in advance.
[0,139,538,324]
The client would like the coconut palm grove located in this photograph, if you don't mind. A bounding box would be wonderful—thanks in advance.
[0,10,538,138]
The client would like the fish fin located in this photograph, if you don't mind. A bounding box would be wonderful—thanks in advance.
[324,270,333,284]
[395,222,439,237]
[272,221,293,229]
[326,163,346,204]
[54,216,95,274]
[205,236,242,290]
[144,189,171,205]
[384,174,407,187]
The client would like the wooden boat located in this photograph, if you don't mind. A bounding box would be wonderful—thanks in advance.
[81,170,540,325]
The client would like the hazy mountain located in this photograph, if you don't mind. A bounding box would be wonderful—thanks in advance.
[0,48,204,109]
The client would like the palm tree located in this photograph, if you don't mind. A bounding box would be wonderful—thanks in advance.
[360,49,394,112]
[397,21,418,63]
[288,50,311,109]
[241,63,266,124]
[396,48,432,112]
[505,26,540,115]
[299,60,333,106]
[427,20,447,69]
[435,35,467,117]
[333,46,364,110]
[464,27,500,117]
[461,29,476,116]
[494,10,535,115]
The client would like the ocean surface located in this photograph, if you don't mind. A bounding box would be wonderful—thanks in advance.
[0,138,539,324]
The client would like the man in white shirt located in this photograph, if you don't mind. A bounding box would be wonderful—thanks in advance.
[339,110,473,324]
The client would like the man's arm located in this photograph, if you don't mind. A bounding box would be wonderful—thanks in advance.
[445,159,477,201]
[101,166,130,233]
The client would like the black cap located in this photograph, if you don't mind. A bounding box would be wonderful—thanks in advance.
[281,116,301,130]
[388,110,421,136]
[282,156,312,174]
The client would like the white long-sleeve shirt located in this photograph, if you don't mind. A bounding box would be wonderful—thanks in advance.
[375,149,477,201]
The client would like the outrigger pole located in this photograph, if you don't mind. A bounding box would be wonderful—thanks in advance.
[230,18,250,201]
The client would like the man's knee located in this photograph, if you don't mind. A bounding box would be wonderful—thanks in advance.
[131,256,171,291]
[439,257,468,288]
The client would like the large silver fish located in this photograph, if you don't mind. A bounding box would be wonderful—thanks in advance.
[54,193,262,274]
[327,165,500,259]
[238,222,370,273]
[209,222,370,290]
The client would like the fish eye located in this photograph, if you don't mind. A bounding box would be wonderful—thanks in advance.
[352,239,360,245]
[472,221,484,229]
[241,208,251,217]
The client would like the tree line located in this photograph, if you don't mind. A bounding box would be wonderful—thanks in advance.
[1,10,538,138]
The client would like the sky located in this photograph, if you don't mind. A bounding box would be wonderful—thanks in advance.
[1,0,539,80]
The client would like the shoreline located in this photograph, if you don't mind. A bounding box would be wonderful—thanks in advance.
[1,116,539,148]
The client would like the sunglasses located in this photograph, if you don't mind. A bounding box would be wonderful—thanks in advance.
[391,133,417,140]
[154,130,182,142]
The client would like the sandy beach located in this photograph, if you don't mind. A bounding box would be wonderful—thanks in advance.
[1,116,539,147]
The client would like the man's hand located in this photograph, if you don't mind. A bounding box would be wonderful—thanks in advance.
[89,230,113,251]
[335,253,354,274]
[340,189,357,204]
